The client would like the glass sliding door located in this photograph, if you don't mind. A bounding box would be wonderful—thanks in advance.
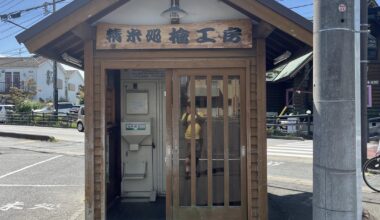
[170,68,247,220]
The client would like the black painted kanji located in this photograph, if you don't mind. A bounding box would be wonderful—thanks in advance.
[106,28,122,43]
[169,28,190,44]
[127,28,142,43]
[196,27,216,43]
[146,29,162,43]
[223,27,242,43]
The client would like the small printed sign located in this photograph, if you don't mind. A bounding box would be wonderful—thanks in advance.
[338,3,347,12]
[96,19,252,50]
[126,123,146,131]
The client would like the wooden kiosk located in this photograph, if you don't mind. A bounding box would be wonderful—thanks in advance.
[17,0,312,219]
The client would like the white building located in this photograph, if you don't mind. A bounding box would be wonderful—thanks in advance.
[0,56,84,104]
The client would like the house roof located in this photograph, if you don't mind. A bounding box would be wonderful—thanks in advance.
[16,0,313,70]
[266,52,312,82]
[0,57,47,68]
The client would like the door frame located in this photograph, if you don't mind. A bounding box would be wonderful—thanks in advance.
[170,68,247,220]
[100,57,252,220]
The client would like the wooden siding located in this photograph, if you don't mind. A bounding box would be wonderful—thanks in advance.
[255,39,268,220]
[88,48,266,220]
[84,40,95,220]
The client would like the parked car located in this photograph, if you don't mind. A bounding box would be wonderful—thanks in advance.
[57,102,74,114]
[0,105,15,122]
[32,105,54,114]
[69,105,81,114]
[33,102,74,115]
[77,106,85,132]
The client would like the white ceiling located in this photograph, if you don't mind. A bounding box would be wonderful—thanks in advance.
[98,0,248,25]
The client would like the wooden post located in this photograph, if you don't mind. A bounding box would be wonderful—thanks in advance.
[256,38,268,220]
[84,40,95,220]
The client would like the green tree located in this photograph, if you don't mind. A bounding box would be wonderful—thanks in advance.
[9,79,41,112]
[76,85,84,105]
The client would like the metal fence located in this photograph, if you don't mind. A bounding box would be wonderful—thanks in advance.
[267,114,313,137]
[4,112,78,128]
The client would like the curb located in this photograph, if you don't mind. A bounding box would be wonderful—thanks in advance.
[268,135,305,141]
[0,132,55,141]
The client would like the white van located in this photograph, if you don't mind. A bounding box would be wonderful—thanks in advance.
[77,106,85,132]
[0,105,15,122]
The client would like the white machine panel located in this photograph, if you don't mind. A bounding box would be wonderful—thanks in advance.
[122,121,151,136]
[121,120,152,151]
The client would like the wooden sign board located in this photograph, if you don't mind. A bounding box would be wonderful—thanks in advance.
[96,19,252,50]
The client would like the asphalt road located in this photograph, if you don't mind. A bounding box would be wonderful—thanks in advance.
[0,137,84,220]
[0,126,378,220]
[0,125,84,142]
[267,138,380,219]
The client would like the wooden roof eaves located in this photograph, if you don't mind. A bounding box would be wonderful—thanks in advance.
[222,0,313,46]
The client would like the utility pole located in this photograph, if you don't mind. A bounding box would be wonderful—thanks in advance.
[313,0,362,219]
[360,0,368,166]
[53,0,58,115]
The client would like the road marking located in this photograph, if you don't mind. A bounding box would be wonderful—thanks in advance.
[268,152,313,158]
[0,184,82,187]
[15,140,37,144]
[269,175,373,193]
[268,141,313,158]
[0,155,63,179]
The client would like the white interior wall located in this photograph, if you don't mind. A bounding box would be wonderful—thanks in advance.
[98,0,248,25]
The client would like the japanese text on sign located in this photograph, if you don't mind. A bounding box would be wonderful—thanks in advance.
[96,19,252,49]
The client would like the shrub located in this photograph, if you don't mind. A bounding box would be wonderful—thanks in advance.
[17,100,43,113]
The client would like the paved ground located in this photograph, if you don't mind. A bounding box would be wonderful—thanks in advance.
[0,125,84,142]
[0,126,379,220]
[0,137,84,220]
[267,138,380,219]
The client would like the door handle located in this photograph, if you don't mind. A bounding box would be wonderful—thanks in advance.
[241,146,246,157]
[152,142,156,149]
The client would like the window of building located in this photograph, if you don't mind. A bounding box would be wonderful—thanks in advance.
[57,79,63,89]
[68,83,76,91]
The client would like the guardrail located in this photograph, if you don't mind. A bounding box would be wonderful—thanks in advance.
[4,112,78,128]
[267,114,313,137]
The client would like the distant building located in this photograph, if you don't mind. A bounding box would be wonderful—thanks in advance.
[0,56,84,104]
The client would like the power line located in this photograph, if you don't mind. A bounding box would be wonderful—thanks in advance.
[0,0,15,9]
[0,12,44,34]
[0,0,27,15]
[0,14,47,41]
[0,0,66,20]
[289,3,313,9]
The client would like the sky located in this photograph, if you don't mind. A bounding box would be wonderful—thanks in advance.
[0,0,377,57]
[0,0,73,57]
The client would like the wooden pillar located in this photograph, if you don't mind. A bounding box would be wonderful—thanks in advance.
[256,38,268,220]
[84,40,95,220]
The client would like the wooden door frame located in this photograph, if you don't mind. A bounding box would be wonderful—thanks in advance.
[99,57,252,220]
[171,68,247,220]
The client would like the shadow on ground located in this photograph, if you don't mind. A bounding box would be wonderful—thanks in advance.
[269,192,313,220]
[107,192,313,220]
[107,197,165,220]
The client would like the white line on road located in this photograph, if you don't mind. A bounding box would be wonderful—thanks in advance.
[268,152,313,158]
[0,184,83,187]
[0,155,63,179]
[268,149,312,154]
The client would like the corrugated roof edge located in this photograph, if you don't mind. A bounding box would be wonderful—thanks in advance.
[16,0,91,44]
[257,0,313,32]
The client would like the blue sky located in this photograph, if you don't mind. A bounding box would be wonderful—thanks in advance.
[0,0,72,57]
[0,0,376,57]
